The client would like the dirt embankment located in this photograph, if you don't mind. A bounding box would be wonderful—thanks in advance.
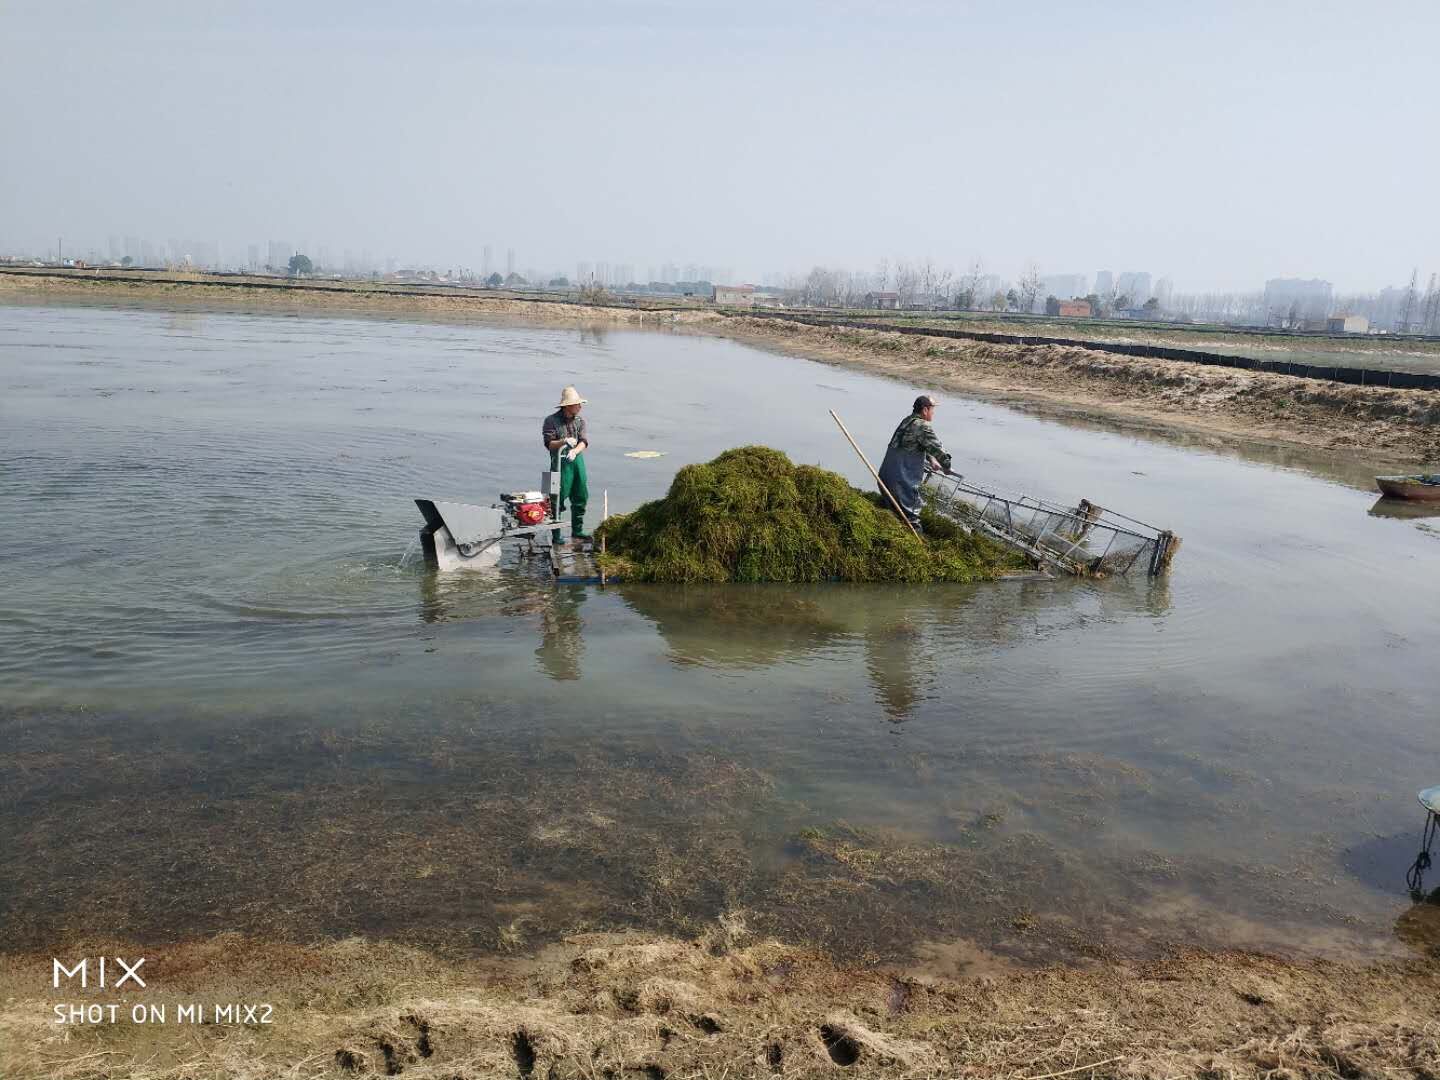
[5,928,1439,1080]
[0,269,675,327]
[697,315,1440,464]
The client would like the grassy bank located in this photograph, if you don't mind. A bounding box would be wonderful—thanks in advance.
[5,929,1439,1079]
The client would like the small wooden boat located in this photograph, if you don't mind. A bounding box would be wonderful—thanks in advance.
[1376,474,1440,500]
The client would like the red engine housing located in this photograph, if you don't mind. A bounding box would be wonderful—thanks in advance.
[514,500,549,526]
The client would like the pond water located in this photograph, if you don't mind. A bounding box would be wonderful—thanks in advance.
[2,301,1438,966]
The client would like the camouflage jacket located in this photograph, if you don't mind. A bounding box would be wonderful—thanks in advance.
[886,414,951,472]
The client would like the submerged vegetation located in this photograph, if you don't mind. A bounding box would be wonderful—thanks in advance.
[595,446,1024,583]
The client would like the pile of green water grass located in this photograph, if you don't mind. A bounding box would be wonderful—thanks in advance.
[595,446,1025,583]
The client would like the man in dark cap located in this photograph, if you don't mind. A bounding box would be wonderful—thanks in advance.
[877,394,952,534]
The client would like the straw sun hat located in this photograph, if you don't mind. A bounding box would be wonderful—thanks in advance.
[557,386,587,408]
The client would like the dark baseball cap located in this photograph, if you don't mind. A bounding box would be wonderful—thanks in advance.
[913,394,936,411]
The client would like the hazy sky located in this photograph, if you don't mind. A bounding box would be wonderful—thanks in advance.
[3,0,1437,292]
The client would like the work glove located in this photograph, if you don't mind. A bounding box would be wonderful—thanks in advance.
[564,436,578,448]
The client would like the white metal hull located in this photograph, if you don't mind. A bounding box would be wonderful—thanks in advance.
[426,523,504,571]
[415,497,566,572]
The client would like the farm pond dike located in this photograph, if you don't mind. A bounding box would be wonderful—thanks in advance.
[2,301,1440,1076]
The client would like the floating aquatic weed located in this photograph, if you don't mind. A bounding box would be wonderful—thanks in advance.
[595,446,1024,583]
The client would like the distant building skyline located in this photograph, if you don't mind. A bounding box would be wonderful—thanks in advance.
[14,230,1440,332]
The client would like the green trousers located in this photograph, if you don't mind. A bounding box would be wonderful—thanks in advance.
[550,450,589,539]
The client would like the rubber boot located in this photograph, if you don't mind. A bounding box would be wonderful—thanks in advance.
[571,507,589,544]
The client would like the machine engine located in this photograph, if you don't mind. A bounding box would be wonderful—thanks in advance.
[502,491,550,527]
[415,496,562,571]
[415,458,570,572]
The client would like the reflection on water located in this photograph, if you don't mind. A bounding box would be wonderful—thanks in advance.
[1369,496,1440,520]
[417,566,590,681]
[614,578,1172,722]
[864,614,931,722]
[537,587,587,681]
[614,587,849,670]
[4,300,1440,965]
[577,324,610,347]
[417,556,556,625]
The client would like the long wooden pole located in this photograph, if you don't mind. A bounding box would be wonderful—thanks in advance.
[829,409,924,543]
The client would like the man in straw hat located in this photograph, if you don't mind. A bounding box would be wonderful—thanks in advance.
[877,394,952,535]
[543,386,591,544]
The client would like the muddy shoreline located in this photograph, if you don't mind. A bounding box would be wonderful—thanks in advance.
[5,929,1439,1079]
[5,268,1437,465]
[697,316,1440,466]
